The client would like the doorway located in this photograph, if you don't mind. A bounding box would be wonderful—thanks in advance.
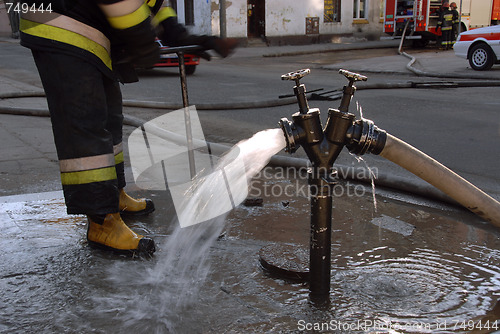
[247,0,265,39]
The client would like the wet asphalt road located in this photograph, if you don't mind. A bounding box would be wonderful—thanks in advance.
[1,37,500,333]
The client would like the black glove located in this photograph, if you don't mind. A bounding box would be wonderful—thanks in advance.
[158,16,238,58]
[112,17,160,68]
[129,41,160,68]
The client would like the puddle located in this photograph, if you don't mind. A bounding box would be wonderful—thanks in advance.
[371,214,416,236]
[1,171,500,333]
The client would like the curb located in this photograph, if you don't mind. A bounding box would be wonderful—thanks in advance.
[262,41,400,58]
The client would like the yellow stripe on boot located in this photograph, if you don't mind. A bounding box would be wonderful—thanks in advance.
[119,189,155,216]
[87,213,155,254]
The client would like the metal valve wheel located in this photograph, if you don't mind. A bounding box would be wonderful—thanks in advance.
[339,69,367,82]
[281,68,311,81]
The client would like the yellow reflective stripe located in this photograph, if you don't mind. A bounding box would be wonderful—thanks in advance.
[20,18,112,70]
[152,7,177,26]
[106,3,150,30]
[60,154,115,173]
[61,167,117,185]
[115,151,124,165]
[21,12,111,53]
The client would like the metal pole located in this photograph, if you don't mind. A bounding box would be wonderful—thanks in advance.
[308,170,333,305]
[220,0,227,38]
[8,0,20,39]
[177,51,196,179]
[458,0,463,34]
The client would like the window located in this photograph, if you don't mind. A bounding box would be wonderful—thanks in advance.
[324,0,341,22]
[353,0,367,19]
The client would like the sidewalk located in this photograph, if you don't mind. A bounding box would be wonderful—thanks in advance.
[229,37,500,80]
[3,34,500,77]
[324,48,500,79]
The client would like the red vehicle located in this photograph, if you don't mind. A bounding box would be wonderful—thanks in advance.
[383,0,500,47]
[154,39,200,75]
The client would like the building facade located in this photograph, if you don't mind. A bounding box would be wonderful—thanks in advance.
[174,0,385,45]
[1,0,385,43]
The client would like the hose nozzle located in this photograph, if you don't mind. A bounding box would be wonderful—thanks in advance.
[346,119,387,155]
[279,118,300,153]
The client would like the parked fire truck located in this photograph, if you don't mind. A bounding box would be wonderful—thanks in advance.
[383,0,500,46]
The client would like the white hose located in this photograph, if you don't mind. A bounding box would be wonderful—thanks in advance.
[379,134,500,226]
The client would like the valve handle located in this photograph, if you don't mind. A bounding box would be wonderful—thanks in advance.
[339,69,367,82]
[337,69,367,113]
[281,69,311,114]
[281,69,311,85]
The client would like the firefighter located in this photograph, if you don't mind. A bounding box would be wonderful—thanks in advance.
[20,0,237,255]
[450,2,460,44]
[436,2,457,50]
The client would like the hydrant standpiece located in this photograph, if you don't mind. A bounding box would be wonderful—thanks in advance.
[263,68,500,307]
[271,69,386,305]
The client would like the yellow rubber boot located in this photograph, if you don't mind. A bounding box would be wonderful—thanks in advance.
[119,189,155,216]
[87,213,155,255]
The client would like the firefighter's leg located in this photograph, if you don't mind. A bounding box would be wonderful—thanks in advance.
[440,34,448,49]
[118,189,155,216]
[103,74,155,216]
[443,30,452,49]
[447,30,453,49]
[87,213,155,254]
[32,51,155,254]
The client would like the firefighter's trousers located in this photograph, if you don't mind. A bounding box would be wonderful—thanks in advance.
[32,50,125,215]
[441,29,453,48]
